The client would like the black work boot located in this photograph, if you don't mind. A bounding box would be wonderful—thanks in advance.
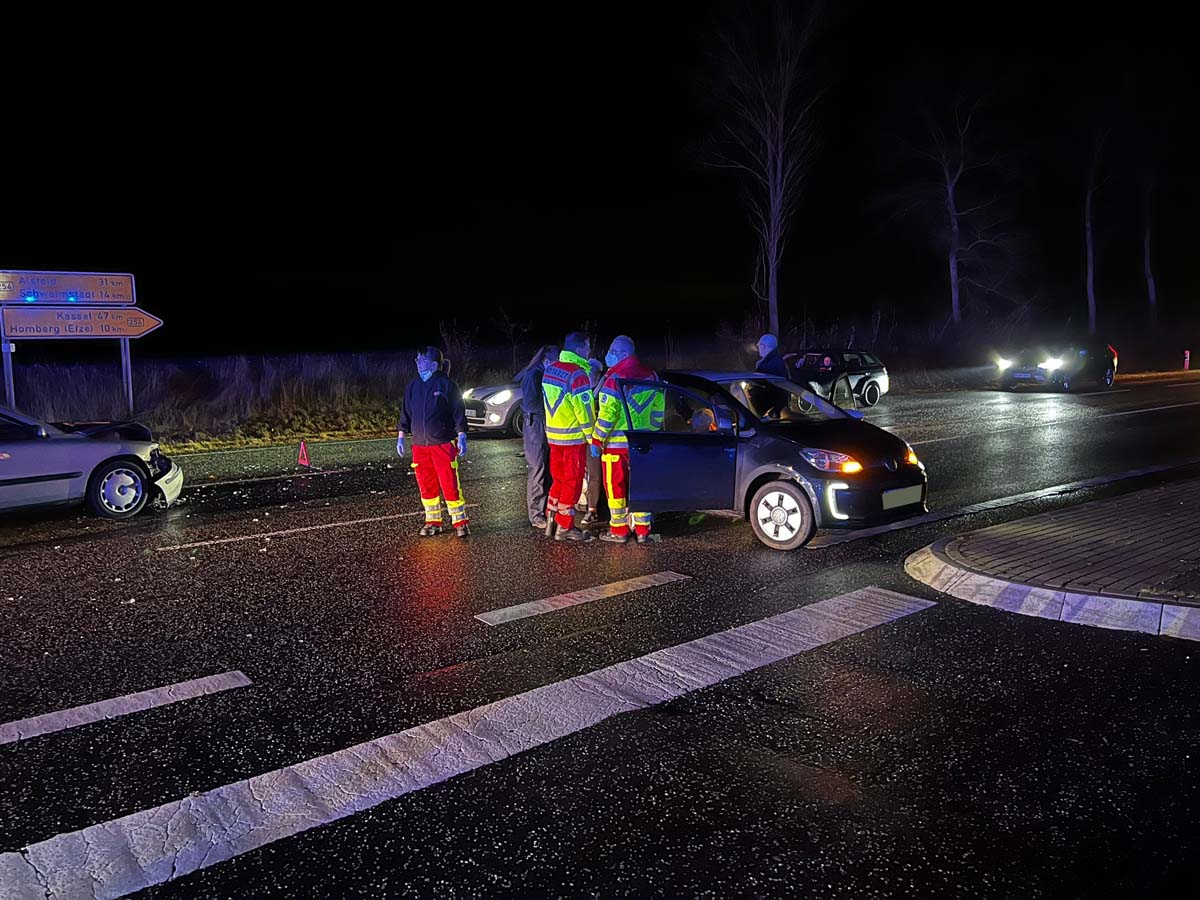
[545,512,558,539]
[418,524,443,537]
[599,531,628,544]
[455,524,470,539]
[555,527,595,542]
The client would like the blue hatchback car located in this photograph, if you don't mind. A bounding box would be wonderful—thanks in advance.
[611,371,927,550]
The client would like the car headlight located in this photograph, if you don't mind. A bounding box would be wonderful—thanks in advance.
[462,388,474,400]
[1038,357,1062,371]
[487,389,513,406]
[801,448,863,474]
[996,358,1011,371]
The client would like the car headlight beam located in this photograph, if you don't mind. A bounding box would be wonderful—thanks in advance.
[996,358,1011,371]
[462,388,474,400]
[1038,357,1062,371]
[487,389,513,406]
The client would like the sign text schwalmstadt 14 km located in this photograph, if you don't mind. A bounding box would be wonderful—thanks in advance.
[0,270,136,305]
[1,306,163,340]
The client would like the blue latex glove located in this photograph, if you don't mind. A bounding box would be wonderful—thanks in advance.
[457,433,468,458]
[396,435,406,457]
[590,443,601,457]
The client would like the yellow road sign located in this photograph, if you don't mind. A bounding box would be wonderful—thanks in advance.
[0,270,135,305]
[1,306,163,340]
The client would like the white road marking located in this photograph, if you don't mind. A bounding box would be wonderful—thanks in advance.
[0,672,252,746]
[475,571,692,625]
[0,587,932,900]
[1074,388,1130,396]
[903,399,1200,446]
[1098,400,1200,418]
[1167,382,1200,388]
[810,458,1200,547]
[156,505,481,552]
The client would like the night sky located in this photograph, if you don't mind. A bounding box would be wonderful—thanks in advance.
[3,2,1193,357]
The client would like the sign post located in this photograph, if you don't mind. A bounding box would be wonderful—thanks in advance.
[0,271,159,416]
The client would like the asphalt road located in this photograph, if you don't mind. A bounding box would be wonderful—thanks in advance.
[3,378,1200,898]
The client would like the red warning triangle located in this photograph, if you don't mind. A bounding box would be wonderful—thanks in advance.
[297,440,310,467]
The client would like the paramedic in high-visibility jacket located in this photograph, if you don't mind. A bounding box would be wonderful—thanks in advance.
[396,346,471,538]
[541,331,596,541]
[591,335,663,544]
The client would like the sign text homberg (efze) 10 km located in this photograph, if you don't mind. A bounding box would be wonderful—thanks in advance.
[1,306,163,340]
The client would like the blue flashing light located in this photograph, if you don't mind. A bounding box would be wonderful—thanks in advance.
[24,296,35,303]
[68,296,77,302]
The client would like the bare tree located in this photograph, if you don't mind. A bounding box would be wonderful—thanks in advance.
[492,307,531,373]
[703,0,823,335]
[1140,173,1158,327]
[1084,131,1107,336]
[882,94,1015,325]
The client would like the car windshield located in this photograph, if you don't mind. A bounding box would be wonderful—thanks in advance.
[720,378,849,423]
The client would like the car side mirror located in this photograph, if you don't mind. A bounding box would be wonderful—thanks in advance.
[716,413,734,433]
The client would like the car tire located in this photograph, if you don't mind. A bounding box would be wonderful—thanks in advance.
[87,459,149,520]
[749,480,815,551]
[509,409,525,437]
[1102,367,1115,389]
[862,382,881,406]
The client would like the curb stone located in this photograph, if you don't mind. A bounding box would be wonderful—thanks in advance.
[905,541,1200,642]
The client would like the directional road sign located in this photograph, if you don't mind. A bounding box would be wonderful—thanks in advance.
[1,306,163,340]
[0,271,136,305]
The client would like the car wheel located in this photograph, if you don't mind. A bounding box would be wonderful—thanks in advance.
[509,409,525,437]
[1103,367,1115,389]
[750,480,815,551]
[862,382,881,406]
[87,460,149,519]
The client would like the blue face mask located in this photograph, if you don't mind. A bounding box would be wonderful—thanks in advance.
[418,368,434,382]
[605,352,620,368]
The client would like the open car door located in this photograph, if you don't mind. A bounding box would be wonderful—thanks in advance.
[622,380,738,513]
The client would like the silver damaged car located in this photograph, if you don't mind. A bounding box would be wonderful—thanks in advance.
[0,407,184,519]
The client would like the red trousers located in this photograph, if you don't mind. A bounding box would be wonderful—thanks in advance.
[547,444,586,529]
[600,449,652,537]
[411,442,468,526]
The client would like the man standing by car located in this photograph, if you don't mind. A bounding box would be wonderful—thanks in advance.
[520,343,558,529]
[542,331,595,542]
[591,335,662,544]
[396,346,471,538]
[755,333,790,379]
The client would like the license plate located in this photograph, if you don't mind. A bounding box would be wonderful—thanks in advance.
[882,485,923,510]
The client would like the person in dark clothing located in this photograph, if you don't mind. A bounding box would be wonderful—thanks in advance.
[518,344,559,528]
[397,346,471,537]
[753,333,791,417]
[755,333,790,379]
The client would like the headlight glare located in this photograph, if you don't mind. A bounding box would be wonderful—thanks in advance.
[996,358,1011,371]
[462,388,474,399]
[1038,358,1062,371]
[487,389,513,406]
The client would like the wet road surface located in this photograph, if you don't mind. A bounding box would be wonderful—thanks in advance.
[2,379,1200,898]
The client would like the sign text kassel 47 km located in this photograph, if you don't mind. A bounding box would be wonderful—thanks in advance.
[0,271,163,415]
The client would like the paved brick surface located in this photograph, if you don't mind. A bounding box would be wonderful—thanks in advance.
[945,479,1200,605]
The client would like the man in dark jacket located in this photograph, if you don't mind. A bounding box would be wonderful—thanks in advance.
[397,346,471,537]
[519,344,559,528]
[755,333,790,379]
